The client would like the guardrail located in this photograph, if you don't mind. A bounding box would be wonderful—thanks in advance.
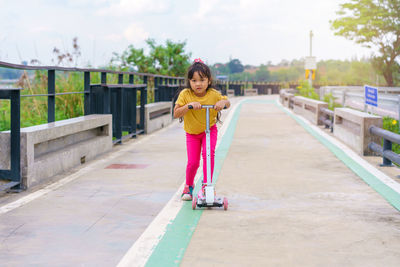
[320,86,400,119]
[368,126,400,166]
[0,61,184,138]
[280,88,400,165]
[0,61,185,191]
[320,107,334,132]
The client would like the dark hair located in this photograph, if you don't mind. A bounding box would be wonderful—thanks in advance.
[186,61,213,90]
[177,61,222,124]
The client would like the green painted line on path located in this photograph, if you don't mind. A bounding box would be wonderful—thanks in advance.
[146,99,400,267]
[276,102,400,211]
[145,100,258,267]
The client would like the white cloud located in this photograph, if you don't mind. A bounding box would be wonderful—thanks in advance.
[0,0,376,67]
[65,0,108,8]
[97,0,173,16]
[123,24,149,43]
[103,33,124,42]
[29,26,54,34]
[194,0,220,19]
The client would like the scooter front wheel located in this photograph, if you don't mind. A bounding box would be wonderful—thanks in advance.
[192,196,197,210]
[223,197,228,210]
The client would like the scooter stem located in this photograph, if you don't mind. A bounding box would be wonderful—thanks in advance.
[205,106,212,186]
[187,104,217,187]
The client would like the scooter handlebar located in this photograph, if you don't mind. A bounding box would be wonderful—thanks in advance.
[187,105,227,110]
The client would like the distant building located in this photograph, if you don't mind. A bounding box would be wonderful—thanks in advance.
[216,75,228,81]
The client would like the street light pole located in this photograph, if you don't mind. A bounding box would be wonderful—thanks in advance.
[309,30,313,88]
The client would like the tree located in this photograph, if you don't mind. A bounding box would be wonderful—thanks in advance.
[254,65,270,81]
[211,63,230,75]
[112,39,191,76]
[330,0,400,86]
[228,59,244,73]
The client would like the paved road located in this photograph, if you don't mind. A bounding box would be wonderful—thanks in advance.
[1,95,400,267]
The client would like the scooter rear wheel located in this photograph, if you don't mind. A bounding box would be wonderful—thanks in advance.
[192,196,197,210]
[223,197,228,210]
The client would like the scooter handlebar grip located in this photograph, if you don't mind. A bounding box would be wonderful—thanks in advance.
[188,105,226,110]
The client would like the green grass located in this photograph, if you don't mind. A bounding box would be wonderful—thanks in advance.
[0,71,157,132]
[383,117,400,154]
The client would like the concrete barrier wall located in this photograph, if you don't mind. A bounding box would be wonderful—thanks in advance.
[244,89,258,96]
[333,108,382,155]
[136,101,173,134]
[280,92,294,108]
[227,89,235,98]
[293,96,328,125]
[0,114,112,188]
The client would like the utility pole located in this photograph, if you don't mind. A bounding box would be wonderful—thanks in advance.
[309,30,313,87]
[305,30,316,89]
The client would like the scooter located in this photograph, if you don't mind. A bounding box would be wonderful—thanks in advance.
[188,104,228,211]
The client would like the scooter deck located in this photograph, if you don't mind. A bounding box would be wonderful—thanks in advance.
[196,196,224,208]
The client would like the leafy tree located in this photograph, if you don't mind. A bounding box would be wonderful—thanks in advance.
[254,65,270,81]
[112,39,191,76]
[228,59,244,73]
[212,63,230,75]
[330,0,400,86]
[315,58,384,85]
[229,72,253,81]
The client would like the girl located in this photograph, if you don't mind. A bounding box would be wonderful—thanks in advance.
[174,58,230,201]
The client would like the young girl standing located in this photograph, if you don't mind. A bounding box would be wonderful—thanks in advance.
[174,59,230,201]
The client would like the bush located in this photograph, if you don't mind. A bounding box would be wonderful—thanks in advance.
[296,80,319,100]
[382,117,400,154]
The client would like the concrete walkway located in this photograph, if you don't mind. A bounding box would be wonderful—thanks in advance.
[1,95,400,267]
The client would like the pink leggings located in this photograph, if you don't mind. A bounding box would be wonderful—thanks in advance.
[185,125,218,186]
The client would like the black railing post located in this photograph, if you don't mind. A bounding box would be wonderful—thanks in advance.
[84,71,90,115]
[382,139,393,166]
[159,78,164,101]
[129,74,137,136]
[47,70,55,123]
[101,72,108,114]
[115,87,122,144]
[154,76,159,102]
[140,76,148,131]
[115,74,124,144]
[10,89,20,184]
[101,72,107,84]
[168,78,173,100]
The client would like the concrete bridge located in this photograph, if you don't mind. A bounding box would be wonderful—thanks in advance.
[1,95,400,266]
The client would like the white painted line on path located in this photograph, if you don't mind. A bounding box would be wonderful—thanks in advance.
[0,121,179,215]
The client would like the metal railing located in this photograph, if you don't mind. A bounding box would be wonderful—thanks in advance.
[320,86,400,119]
[0,88,22,192]
[0,60,185,191]
[368,125,400,166]
[214,81,286,96]
[0,60,184,135]
[320,107,334,132]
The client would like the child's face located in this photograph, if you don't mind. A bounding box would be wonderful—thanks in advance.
[189,71,209,97]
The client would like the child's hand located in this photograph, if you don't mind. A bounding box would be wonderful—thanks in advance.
[187,102,201,110]
[214,100,226,111]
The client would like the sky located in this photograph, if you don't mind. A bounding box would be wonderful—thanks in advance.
[0,0,374,68]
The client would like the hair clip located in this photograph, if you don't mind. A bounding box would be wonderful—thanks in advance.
[194,58,204,64]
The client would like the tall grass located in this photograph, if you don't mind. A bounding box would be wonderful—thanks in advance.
[0,70,157,132]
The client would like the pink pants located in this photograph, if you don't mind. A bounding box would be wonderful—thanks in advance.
[185,125,218,186]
